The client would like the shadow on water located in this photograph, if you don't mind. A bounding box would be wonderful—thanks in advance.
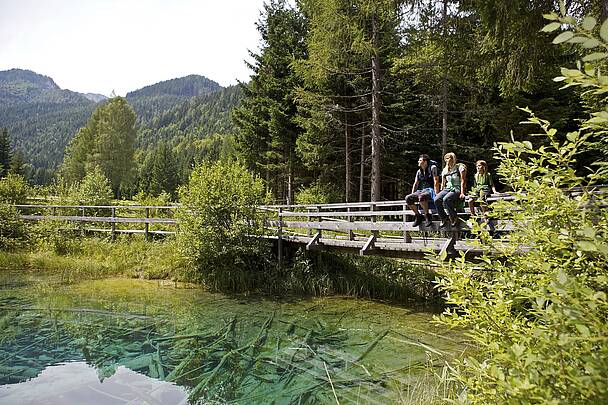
[0,272,466,404]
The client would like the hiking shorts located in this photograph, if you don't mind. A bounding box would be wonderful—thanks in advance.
[469,188,491,204]
[405,188,435,205]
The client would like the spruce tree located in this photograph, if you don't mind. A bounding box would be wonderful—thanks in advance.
[0,128,12,178]
[233,0,307,204]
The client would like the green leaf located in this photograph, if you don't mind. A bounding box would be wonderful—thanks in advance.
[566,36,591,44]
[566,132,579,142]
[523,141,533,149]
[511,343,525,357]
[576,240,597,252]
[541,22,561,32]
[543,12,558,21]
[582,38,601,49]
[557,269,568,285]
[582,17,597,31]
[553,31,574,44]
[601,18,608,42]
[582,52,608,62]
[580,226,596,238]
[575,324,590,337]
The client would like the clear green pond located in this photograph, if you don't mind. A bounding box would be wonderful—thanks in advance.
[0,271,465,404]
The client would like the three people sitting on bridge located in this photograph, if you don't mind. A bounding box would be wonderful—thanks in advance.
[468,160,497,220]
[404,154,440,227]
[434,152,467,228]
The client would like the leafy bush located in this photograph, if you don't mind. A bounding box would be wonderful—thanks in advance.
[0,203,27,250]
[295,181,342,204]
[72,166,113,206]
[29,220,81,255]
[435,13,608,403]
[176,160,272,289]
[0,174,29,204]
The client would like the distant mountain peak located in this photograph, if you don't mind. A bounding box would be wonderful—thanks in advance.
[83,93,108,103]
[0,68,59,90]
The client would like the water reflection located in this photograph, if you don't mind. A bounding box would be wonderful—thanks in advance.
[0,362,188,405]
[0,275,464,404]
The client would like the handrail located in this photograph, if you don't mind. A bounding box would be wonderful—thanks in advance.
[15,204,179,210]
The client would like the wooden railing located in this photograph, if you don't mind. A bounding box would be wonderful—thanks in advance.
[15,185,607,260]
[260,197,515,260]
[16,204,178,240]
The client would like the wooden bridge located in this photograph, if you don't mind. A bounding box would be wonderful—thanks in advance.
[16,195,517,261]
[15,186,606,261]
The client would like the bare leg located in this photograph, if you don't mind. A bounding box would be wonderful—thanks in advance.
[468,199,476,216]
[407,203,420,216]
[420,200,430,215]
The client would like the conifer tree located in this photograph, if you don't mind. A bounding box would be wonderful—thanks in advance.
[233,0,307,204]
[60,97,136,197]
[0,128,12,178]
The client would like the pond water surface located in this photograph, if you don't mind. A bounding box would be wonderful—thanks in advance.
[0,271,465,404]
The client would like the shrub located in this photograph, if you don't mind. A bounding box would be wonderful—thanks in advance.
[72,166,113,206]
[176,160,272,289]
[0,203,27,250]
[434,13,608,403]
[0,174,29,204]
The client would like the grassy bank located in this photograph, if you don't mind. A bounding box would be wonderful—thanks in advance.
[1,235,441,305]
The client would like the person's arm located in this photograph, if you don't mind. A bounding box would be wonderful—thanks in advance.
[490,174,498,194]
[431,165,440,194]
[459,165,467,199]
[411,177,419,195]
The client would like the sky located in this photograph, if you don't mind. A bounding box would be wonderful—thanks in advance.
[0,0,267,96]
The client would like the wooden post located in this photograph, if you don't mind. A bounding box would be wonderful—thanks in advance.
[317,205,322,237]
[307,207,313,236]
[111,207,116,241]
[403,203,412,243]
[347,205,354,241]
[371,202,378,239]
[277,207,283,269]
[81,207,85,236]
[145,208,150,241]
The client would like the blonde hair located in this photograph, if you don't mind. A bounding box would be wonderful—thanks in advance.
[444,152,456,170]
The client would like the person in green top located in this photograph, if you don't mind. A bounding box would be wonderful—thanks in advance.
[468,160,497,219]
[434,152,467,228]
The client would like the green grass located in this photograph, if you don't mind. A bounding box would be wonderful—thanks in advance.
[0,236,184,284]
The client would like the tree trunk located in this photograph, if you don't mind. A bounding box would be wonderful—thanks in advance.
[441,0,448,159]
[370,12,382,202]
[287,153,293,205]
[345,114,351,203]
[359,133,365,202]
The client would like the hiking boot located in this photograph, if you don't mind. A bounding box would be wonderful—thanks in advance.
[450,215,458,227]
[439,218,449,229]
[424,214,433,227]
[412,214,422,227]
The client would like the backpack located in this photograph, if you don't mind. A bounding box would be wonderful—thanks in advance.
[417,160,438,190]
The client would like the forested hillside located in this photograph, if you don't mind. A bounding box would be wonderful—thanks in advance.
[0,70,240,185]
[136,85,241,148]
[126,74,222,127]
[0,69,98,183]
